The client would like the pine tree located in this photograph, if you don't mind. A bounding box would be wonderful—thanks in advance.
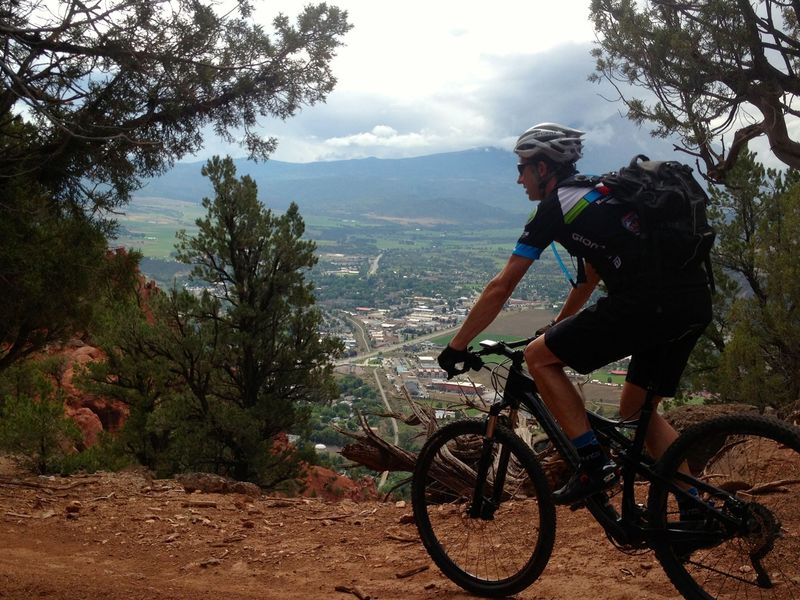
[685,153,800,414]
[83,157,343,487]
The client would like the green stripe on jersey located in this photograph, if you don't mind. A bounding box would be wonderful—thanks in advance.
[563,198,589,224]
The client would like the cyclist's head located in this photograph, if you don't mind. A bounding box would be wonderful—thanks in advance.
[514,122,584,181]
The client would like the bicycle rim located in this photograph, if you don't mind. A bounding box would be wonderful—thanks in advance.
[411,420,556,597]
[648,414,800,600]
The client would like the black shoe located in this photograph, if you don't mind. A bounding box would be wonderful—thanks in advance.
[552,461,619,506]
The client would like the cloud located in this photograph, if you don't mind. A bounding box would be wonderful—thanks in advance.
[190,40,681,167]
[183,0,800,178]
[292,43,668,163]
[325,125,434,150]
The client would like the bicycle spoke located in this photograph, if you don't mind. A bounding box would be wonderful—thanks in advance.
[649,415,800,600]
[412,420,555,597]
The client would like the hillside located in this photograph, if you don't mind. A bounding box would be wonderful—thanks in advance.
[0,465,684,600]
[134,145,666,228]
[137,147,528,226]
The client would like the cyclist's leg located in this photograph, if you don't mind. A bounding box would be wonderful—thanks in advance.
[620,382,700,509]
[526,300,637,502]
[524,336,591,439]
[619,382,674,460]
[527,335,619,503]
[623,312,711,462]
[527,295,642,437]
[623,323,711,515]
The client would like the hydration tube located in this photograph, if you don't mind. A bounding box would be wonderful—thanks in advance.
[550,243,577,288]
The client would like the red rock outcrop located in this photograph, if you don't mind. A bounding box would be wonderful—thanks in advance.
[49,249,155,447]
[49,338,128,449]
[301,465,378,502]
[65,407,103,448]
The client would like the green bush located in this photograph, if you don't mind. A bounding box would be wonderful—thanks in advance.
[57,432,132,475]
[0,393,81,474]
[0,359,133,475]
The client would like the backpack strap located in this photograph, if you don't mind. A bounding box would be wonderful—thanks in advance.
[553,175,601,289]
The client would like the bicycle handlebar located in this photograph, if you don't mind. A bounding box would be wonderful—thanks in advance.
[456,337,536,375]
[475,337,535,355]
[441,337,537,379]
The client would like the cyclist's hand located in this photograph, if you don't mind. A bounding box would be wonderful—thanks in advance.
[535,320,556,337]
[437,345,482,379]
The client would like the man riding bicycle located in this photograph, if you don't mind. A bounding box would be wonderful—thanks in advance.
[438,122,712,505]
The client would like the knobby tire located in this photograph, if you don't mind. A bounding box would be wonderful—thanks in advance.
[647,414,800,600]
[411,419,556,597]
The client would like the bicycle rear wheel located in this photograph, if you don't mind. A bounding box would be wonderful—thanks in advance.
[411,419,556,597]
[648,414,800,600]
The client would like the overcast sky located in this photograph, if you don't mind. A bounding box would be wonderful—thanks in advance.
[197,1,677,166]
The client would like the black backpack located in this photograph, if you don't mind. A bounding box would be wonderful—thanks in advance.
[566,155,716,291]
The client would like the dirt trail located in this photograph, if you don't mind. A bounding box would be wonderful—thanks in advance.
[0,468,682,600]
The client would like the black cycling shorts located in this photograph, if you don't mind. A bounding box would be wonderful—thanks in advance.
[543,286,712,398]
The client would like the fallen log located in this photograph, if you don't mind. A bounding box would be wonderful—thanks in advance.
[339,393,570,490]
[0,477,99,492]
[340,411,416,473]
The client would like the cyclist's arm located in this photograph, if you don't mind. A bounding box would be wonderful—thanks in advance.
[554,260,600,322]
[449,254,533,351]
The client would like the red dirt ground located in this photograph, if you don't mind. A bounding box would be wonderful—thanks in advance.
[0,464,685,600]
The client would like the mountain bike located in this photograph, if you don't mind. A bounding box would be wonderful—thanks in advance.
[410,338,800,599]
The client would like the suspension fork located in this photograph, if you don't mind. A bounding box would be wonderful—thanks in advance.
[468,403,517,519]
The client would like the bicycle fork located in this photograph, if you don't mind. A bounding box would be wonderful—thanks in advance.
[468,410,515,520]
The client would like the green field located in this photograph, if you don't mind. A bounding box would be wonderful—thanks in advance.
[591,371,627,385]
[429,308,555,348]
[430,331,523,348]
[114,196,204,258]
[117,195,575,313]
[116,195,525,260]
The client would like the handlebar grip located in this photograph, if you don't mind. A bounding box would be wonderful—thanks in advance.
[467,353,484,371]
[443,353,483,379]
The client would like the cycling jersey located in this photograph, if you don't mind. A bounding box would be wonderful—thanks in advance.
[513,182,644,291]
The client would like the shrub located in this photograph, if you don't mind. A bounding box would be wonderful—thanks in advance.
[0,393,81,474]
[57,432,132,475]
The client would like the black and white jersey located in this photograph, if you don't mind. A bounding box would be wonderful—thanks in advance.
[513,182,644,291]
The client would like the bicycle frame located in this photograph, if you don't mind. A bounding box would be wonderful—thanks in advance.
[471,339,740,549]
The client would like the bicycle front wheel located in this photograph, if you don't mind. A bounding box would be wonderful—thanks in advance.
[411,419,556,598]
[648,414,800,600]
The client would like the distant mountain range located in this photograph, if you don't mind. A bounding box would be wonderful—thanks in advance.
[135,146,633,226]
[137,147,535,225]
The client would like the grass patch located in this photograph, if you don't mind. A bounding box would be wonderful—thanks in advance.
[116,196,205,258]
[590,372,627,385]
[115,223,187,258]
[305,216,385,229]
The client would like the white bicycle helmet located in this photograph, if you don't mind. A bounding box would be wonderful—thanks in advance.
[514,122,585,164]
